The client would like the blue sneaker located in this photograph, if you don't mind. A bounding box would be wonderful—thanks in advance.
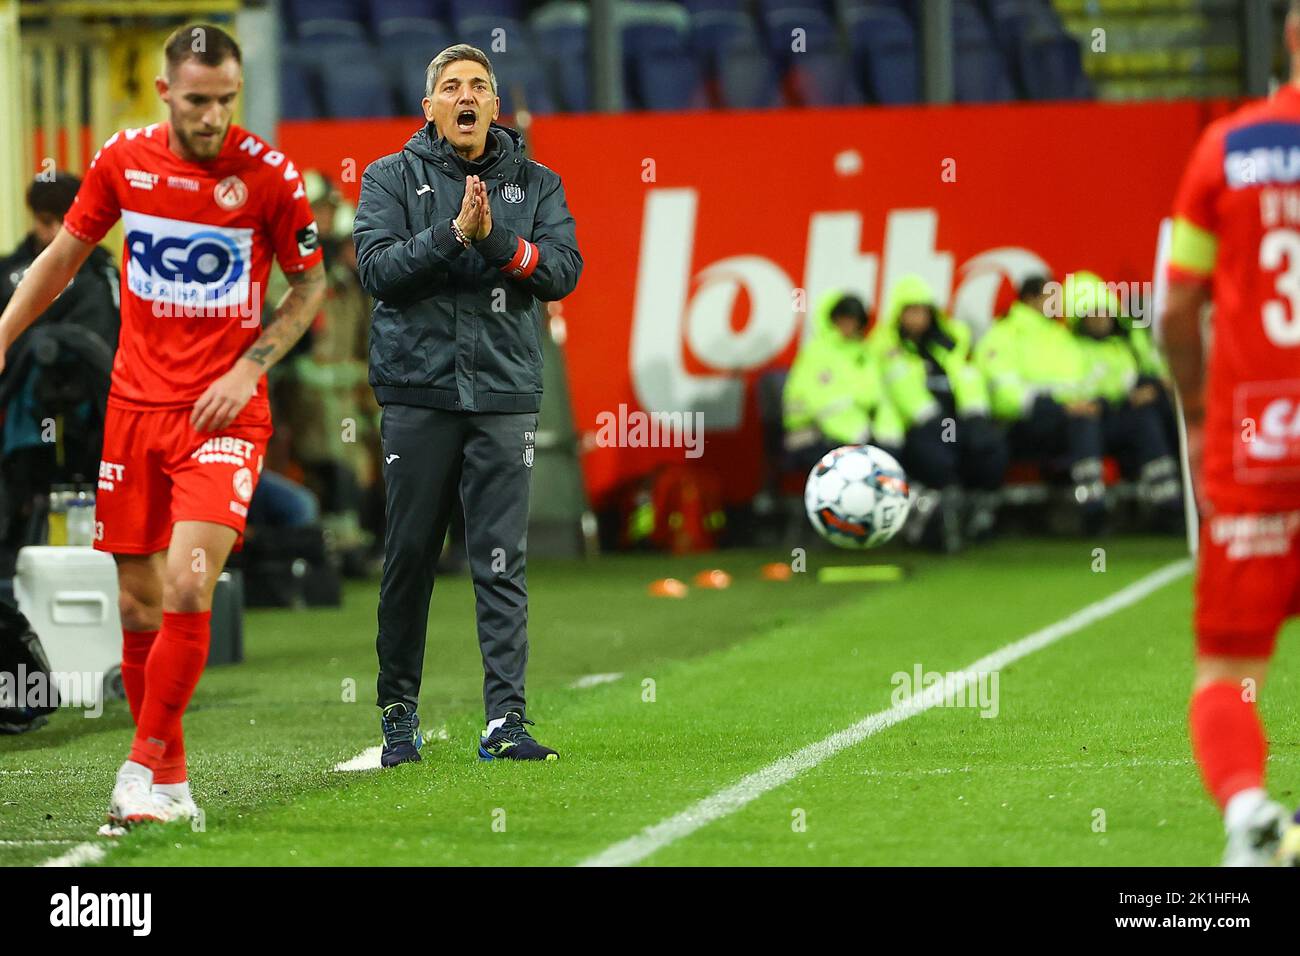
[380,702,423,767]
[478,712,558,761]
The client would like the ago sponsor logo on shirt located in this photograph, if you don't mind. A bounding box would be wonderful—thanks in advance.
[122,209,253,311]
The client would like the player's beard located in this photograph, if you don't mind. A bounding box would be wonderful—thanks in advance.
[178,123,228,162]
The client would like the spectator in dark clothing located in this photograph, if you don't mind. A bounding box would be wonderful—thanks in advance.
[0,173,121,550]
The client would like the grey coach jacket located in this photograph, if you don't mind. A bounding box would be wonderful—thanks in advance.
[353,121,582,413]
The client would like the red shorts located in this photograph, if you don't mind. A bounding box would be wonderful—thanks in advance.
[1195,510,1300,657]
[95,402,271,555]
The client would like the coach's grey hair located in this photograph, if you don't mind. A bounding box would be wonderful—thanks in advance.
[425,44,497,99]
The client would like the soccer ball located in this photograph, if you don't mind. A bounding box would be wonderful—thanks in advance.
[804,445,912,549]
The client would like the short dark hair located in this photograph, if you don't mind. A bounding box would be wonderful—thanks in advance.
[829,294,869,329]
[163,23,242,78]
[27,172,82,220]
[1018,275,1049,300]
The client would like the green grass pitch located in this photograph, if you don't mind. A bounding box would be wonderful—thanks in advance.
[2,535,1297,866]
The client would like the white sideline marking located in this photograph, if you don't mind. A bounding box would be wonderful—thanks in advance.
[0,838,78,847]
[578,559,1193,868]
[333,746,382,772]
[569,672,623,689]
[859,757,1196,778]
[41,842,106,867]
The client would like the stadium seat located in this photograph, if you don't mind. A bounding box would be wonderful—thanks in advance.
[982,0,1076,98]
[620,2,693,108]
[279,59,321,120]
[952,0,1016,102]
[530,1,591,112]
[689,8,763,71]
[632,51,708,111]
[755,0,834,13]
[370,0,442,33]
[845,6,919,104]
[716,47,783,108]
[320,55,398,118]
[459,16,534,58]
[390,51,431,111]
[681,0,747,11]
[377,19,453,58]
[760,6,839,65]
[787,50,865,106]
[492,55,559,116]
[1019,29,1091,101]
[448,0,523,23]
[621,2,692,59]
[286,0,367,40]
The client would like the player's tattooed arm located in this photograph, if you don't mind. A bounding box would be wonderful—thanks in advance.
[241,262,328,370]
[191,263,327,432]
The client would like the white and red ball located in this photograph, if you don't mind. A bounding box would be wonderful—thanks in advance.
[804,445,912,549]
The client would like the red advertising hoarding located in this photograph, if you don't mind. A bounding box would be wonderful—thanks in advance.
[280,99,1230,507]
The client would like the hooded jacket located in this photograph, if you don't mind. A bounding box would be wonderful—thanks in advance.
[353,121,582,412]
[782,290,903,448]
[1064,271,1170,406]
[975,295,1094,421]
[869,274,989,429]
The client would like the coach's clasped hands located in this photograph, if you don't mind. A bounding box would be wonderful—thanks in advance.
[454,175,493,243]
[190,359,260,433]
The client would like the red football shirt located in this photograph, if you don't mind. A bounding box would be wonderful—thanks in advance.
[1170,84,1300,512]
[62,122,323,414]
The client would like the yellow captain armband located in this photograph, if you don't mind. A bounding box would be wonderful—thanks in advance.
[1168,216,1217,280]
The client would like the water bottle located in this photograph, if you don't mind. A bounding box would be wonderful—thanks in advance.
[47,484,72,546]
[66,486,96,547]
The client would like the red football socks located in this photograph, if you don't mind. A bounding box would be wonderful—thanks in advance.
[128,611,210,772]
[120,628,156,723]
[122,627,190,783]
[1189,680,1267,810]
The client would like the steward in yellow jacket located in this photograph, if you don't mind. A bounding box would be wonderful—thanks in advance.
[870,275,1007,551]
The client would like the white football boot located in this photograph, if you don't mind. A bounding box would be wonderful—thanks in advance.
[151,788,199,824]
[1222,799,1290,867]
[106,763,163,829]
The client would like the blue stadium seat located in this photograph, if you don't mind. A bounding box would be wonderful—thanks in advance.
[716,48,783,108]
[952,0,1015,102]
[787,51,864,106]
[690,8,763,70]
[756,0,833,13]
[621,2,692,109]
[1019,29,1091,101]
[460,17,534,58]
[846,7,919,104]
[320,55,399,118]
[379,20,453,57]
[287,0,366,40]
[983,0,1063,97]
[449,0,522,23]
[370,0,445,37]
[492,54,558,115]
[530,1,589,112]
[279,59,320,120]
[761,6,839,64]
[632,51,708,111]
[392,51,436,111]
[681,0,747,11]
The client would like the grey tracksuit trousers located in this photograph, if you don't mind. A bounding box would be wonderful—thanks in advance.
[375,403,535,720]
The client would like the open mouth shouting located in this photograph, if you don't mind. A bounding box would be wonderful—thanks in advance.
[455,108,477,133]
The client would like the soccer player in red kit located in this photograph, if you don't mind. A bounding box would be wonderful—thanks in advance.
[1164,3,1300,866]
[0,24,325,827]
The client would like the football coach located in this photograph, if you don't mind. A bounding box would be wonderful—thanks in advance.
[353,44,582,767]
